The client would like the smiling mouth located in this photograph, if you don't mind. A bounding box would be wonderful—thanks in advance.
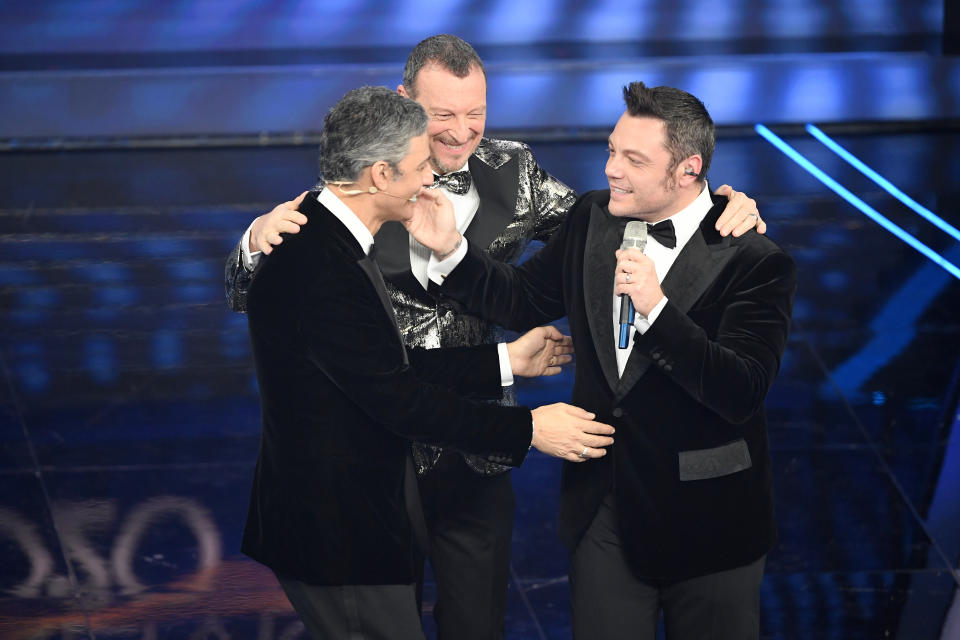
[438,140,466,152]
[610,186,631,194]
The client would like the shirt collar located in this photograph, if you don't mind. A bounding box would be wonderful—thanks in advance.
[318,187,376,256]
[659,181,713,252]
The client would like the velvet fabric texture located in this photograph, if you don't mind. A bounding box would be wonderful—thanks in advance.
[441,190,797,581]
[241,194,532,586]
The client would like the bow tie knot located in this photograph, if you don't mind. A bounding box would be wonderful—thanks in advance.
[432,170,472,195]
[647,219,676,249]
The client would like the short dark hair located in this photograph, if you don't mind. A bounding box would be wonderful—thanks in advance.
[318,86,427,182]
[402,34,486,97]
[622,81,714,181]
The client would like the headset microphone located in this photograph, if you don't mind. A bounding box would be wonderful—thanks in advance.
[328,182,418,202]
[684,168,700,177]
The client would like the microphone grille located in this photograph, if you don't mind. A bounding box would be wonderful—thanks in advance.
[621,220,647,252]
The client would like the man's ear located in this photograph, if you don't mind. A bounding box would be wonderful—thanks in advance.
[370,161,393,191]
[680,155,703,182]
[397,84,409,98]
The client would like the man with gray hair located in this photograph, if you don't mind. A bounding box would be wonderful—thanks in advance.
[240,85,614,639]
[228,35,766,638]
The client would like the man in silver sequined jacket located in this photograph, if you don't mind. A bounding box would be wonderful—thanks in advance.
[224,34,765,640]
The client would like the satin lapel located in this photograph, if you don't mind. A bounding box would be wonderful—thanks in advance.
[372,220,425,296]
[614,227,739,401]
[463,154,519,249]
[583,203,623,393]
[356,256,409,365]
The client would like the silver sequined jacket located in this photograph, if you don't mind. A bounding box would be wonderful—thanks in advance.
[225,137,576,475]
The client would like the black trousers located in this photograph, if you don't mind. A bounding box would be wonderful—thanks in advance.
[276,575,426,640]
[569,495,765,640]
[415,451,515,640]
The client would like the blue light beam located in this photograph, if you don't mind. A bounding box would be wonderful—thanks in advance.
[805,123,960,243]
[754,124,960,281]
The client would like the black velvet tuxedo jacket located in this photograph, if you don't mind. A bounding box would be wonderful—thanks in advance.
[440,189,797,581]
[225,138,574,477]
[241,194,533,586]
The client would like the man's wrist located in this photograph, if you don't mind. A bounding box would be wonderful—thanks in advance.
[434,234,462,261]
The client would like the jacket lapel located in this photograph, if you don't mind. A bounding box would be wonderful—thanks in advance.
[583,203,624,393]
[356,254,409,366]
[463,154,519,249]
[373,220,425,297]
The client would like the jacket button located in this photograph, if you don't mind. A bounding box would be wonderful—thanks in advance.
[664,364,673,372]
[612,407,624,418]
[658,359,667,366]
[651,352,662,359]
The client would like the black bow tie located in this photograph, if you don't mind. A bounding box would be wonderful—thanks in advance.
[432,171,472,195]
[647,219,677,249]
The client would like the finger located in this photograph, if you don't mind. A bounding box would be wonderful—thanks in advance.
[552,354,573,366]
[580,421,615,435]
[730,216,756,238]
[559,404,596,420]
[540,325,564,341]
[282,211,309,225]
[715,202,742,236]
[712,183,732,196]
[415,189,441,204]
[581,446,608,458]
[757,218,767,235]
[583,434,615,448]
[290,191,309,207]
[257,234,282,252]
[271,220,299,236]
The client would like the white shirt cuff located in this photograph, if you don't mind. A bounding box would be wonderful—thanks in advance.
[427,237,469,285]
[240,223,262,272]
[635,296,668,335]
[497,342,515,387]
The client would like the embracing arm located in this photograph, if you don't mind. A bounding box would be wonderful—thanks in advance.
[223,192,309,313]
[521,144,577,241]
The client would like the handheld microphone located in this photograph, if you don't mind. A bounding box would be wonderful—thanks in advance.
[618,221,647,349]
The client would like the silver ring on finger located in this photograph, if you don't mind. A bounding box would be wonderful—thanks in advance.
[747,213,758,220]
[625,273,631,284]
[578,446,588,459]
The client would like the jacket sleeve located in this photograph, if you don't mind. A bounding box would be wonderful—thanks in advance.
[519,143,577,242]
[635,249,797,424]
[441,202,576,331]
[407,344,504,401]
[224,238,254,313]
[298,265,532,465]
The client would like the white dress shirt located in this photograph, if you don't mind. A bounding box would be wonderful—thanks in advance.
[613,182,714,376]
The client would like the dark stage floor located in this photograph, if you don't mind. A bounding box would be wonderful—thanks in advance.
[1,127,959,638]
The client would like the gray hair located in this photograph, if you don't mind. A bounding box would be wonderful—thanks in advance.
[622,81,715,181]
[318,86,428,182]
[402,34,485,98]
